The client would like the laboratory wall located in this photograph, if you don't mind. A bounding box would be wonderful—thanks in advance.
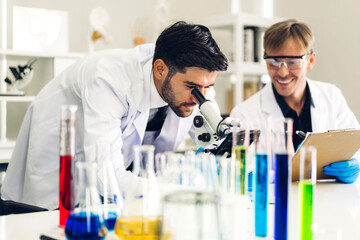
[4,0,360,119]
[5,0,231,51]
[273,0,360,120]
[5,0,156,51]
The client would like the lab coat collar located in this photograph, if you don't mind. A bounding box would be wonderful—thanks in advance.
[261,79,316,118]
[261,78,324,132]
[149,73,168,109]
[307,78,325,131]
[261,83,284,118]
[133,57,153,143]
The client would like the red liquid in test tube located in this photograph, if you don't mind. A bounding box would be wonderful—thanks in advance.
[59,105,77,228]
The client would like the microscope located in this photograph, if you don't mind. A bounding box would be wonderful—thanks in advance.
[3,57,37,95]
[191,88,256,157]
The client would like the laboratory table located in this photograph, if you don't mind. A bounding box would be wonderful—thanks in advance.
[0,181,360,240]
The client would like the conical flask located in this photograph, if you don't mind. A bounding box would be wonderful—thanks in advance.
[114,145,165,240]
[65,162,108,240]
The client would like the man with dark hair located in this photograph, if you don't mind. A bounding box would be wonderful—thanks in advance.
[231,19,359,183]
[2,21,228,209]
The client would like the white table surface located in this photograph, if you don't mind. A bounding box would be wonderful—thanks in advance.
[1,181,360,240]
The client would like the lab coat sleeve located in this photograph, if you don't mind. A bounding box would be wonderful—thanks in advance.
[332,86,360,130]
[81,72,144,196]
[333,86,360,160]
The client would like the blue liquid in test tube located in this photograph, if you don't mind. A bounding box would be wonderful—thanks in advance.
[105,211,117,230]
[254,154,268,237]
[274,153,289,240]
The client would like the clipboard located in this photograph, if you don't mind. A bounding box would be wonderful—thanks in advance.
[291,129,360,181]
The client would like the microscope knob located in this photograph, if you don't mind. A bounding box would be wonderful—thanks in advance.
[193,115,204,128]
[198,133,211,142]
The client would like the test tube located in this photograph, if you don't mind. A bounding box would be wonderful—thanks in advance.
[96,142,123,231]
[253,118,271,237]
[299,146,316,240]
[59,105,77,228]
[231,119,250,195]
[271,118,293,240]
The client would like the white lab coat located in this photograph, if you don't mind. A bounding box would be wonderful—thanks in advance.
[1,44,208,209]
[231,79,360,150]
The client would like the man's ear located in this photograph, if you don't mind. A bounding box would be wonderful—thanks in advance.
[153,59,168,81]
[307,51,316,71]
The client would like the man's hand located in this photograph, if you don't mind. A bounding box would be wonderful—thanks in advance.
[323,158,360,183]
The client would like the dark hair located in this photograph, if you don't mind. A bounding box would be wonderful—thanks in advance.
[153,21,228,77]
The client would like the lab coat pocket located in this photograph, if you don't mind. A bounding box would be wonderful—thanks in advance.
[27,117,60,175]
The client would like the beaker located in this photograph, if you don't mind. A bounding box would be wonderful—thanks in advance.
[162,191,222,240]
[270,117,293,240]
[59,105,77,228]
[64,162,108,240]
[299,146,317,240]
[114,145,164,240]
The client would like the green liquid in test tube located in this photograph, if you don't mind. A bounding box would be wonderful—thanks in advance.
[233,145,246,195]
[299,146,316,240]
[299,180,313,240]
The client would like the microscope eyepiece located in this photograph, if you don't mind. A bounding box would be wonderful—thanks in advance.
[191,88,207,106]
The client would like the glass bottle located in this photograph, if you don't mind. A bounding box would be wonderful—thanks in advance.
[59,105,77,228]
[64,162,108,240]
[114,145,164,240]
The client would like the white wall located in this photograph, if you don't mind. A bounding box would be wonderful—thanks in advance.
[7,0,359,118]
[5,0,232,50]
[6,0,156,51]
[274,0,360,120]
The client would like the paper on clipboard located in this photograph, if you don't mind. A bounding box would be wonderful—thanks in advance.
[291,129,360,181]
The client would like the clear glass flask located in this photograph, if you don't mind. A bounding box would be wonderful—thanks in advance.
[162,191,222,240]
[114,145,165,240]
[59,105,77,228]
[64,162,108,240]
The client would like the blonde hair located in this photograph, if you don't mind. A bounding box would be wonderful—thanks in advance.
[264,19,314,53]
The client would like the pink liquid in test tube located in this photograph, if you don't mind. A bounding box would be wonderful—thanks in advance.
[59,105,77,228]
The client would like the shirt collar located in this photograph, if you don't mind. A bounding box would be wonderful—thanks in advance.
[272,81,315,117]
[150,71,168,109]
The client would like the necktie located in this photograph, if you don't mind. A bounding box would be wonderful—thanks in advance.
[146,106,169,132]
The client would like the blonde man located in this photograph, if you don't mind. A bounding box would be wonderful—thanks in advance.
[231,19,359,183]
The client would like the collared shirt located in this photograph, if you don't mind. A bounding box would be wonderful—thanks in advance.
[273,82,314,150]
[143,72,168,144]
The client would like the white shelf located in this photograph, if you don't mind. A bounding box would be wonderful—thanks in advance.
[0,140,15,148]
[223,62,268,75]
[0,95,36,102]
[0,140,15,162]
[0,49,85,59]
[202,12,283,29]
[202,11,283,111]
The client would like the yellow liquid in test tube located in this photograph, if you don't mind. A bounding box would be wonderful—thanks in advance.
[232,145,246,194]
[114,216,170,240]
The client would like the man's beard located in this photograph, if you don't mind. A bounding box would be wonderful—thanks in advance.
[161,75,195,118]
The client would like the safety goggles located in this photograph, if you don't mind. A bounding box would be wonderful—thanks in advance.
[263,50,312,70]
